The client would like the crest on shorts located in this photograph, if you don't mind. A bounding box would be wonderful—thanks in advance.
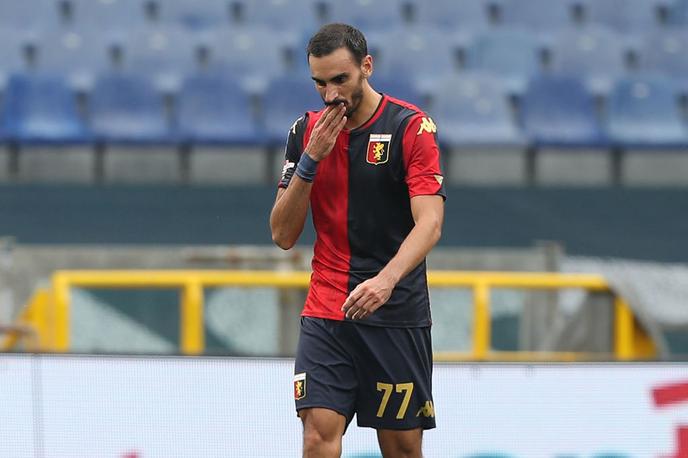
[294,372,306,400]
[366,134,391,165]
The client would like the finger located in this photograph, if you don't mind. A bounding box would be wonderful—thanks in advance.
[342,286,363,313]
[314,105,333,127]
[320,103,341,128]
[350,296,376,319]
[322,103,345,129]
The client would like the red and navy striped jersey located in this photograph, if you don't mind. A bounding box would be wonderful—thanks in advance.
[278,94,446,327]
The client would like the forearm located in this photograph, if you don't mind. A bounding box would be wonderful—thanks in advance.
[269,178,312,250]
[379,214,442,285]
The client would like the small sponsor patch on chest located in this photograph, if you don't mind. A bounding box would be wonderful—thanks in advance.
[366,134,392,165]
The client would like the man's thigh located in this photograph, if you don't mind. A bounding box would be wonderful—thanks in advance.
[294,317,358,425]
[351,324,436,431]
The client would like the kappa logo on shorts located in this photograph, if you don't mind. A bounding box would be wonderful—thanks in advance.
[366,134,391,165]
[415,400,435,418]
[294,372,307,400]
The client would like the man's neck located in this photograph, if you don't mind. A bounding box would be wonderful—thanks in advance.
[345,85,382,130]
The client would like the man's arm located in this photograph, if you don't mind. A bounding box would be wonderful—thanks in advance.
[270,104,347,250]
[341,194,444,320]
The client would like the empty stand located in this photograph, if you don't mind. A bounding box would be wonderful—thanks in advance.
[496,0,576,36]
[324,0,405,31]
[582,0,665,34]
[638,31,688,92]
[0,29,30,91]
[464,28,541,95]
[607,75,688,147]
[410,0,490,38]
[154,0,232,30]
[120,26,201,93]
[371,27,457,94]
[235,0,321,37]
[89,73,170,143]
[0,73,90,144]
[521,75,606,147]
[549,26,628,95]
[65,0,148,34]
[429,74,523,148]
[176,73,260,145]
[32,27,113,92]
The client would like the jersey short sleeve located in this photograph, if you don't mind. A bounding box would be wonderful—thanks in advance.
[402,114,446,199]
[278,114,309,189]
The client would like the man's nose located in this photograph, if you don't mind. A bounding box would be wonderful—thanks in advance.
[325,86,339,103]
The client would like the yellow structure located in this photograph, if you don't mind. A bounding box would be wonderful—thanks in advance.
[1,270,656,361]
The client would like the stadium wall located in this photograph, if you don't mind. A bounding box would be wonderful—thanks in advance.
[2,354,688,457]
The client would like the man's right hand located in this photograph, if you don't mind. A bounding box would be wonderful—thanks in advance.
[303,103,347,162]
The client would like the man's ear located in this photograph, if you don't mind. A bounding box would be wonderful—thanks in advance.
[361,54,373,78]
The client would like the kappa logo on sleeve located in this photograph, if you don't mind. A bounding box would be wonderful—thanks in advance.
[366,134,392,165]
[416,117,437,135]
[294,372,307,400]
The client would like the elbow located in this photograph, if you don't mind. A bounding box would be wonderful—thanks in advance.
[271,231,296,250]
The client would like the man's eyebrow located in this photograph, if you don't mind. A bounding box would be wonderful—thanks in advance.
[311,73,349,84]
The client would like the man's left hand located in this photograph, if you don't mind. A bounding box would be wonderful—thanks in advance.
[341,274,395,320]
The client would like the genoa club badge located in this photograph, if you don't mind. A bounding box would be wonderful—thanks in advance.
[366,134,391,165]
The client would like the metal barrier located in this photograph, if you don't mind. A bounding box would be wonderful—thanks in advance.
[1,270,656,361]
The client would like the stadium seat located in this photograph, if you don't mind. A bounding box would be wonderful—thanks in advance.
[66,0,148,35]
[371,27,458,95]
[236,0,321,38]
[667,0,688,25]
[89,73,171,143]
[549,26,628,95]
[638,31,688,92]
[207,27,287,93]
[0,0,60,38]
[120,26,201,93]
[496,0,575,36]
[155,0,232,30]
[33,27,113,92]
[373,77,426,110]
[0,29,29,91]
[429,73,524,148]
[324,0,406,32]
[410,0,490,37]
[0,73,90,144]
[520,75,607,147]
[464,28,541,95]
[581,0,664,34]
[176,73,260,145]
[261,76,323,144]
[607,75,688,148]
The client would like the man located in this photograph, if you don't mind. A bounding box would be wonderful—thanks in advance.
[270,23,445,458]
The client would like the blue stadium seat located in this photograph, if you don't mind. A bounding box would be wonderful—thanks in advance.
[372,77,426,110]
[371,27,457,95]
[410,0,490,36]
[0,73,90,144]
[0,29,29,91]
[324,0,405,32]
[155,0,231,30]
[261,76,323,144]
[607,75,688,148]
[429,74,524,147]
[121,26,201,93]
[496,0,575,36]
[549,26,628,95]
[464,28,541,95]
[236,0,321,38]
[521,75,606,147]
[89,73,171,143]
[33,27,113,92]
[668,0,688,25]
[207,27,286,93]
[67,0,147,34]
[638,31,688,92]
[582,0,664,34]
[176,73,260,145]
[0,0,60,37]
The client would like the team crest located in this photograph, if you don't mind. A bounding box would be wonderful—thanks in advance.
[366,134,391,165]
[294,372,306,400]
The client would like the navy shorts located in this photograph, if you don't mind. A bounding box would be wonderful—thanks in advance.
[294,317,436,431]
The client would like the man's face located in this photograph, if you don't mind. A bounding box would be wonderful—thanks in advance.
[308,47,369,118]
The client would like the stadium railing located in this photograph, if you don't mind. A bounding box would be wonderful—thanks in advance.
[0,270,657,361]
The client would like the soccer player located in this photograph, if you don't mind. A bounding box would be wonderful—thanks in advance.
[270,23,445,458]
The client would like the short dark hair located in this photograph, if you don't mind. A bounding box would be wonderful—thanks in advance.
[306,23,368,64]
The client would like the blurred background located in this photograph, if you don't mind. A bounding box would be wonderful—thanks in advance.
[1,0,688,456]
